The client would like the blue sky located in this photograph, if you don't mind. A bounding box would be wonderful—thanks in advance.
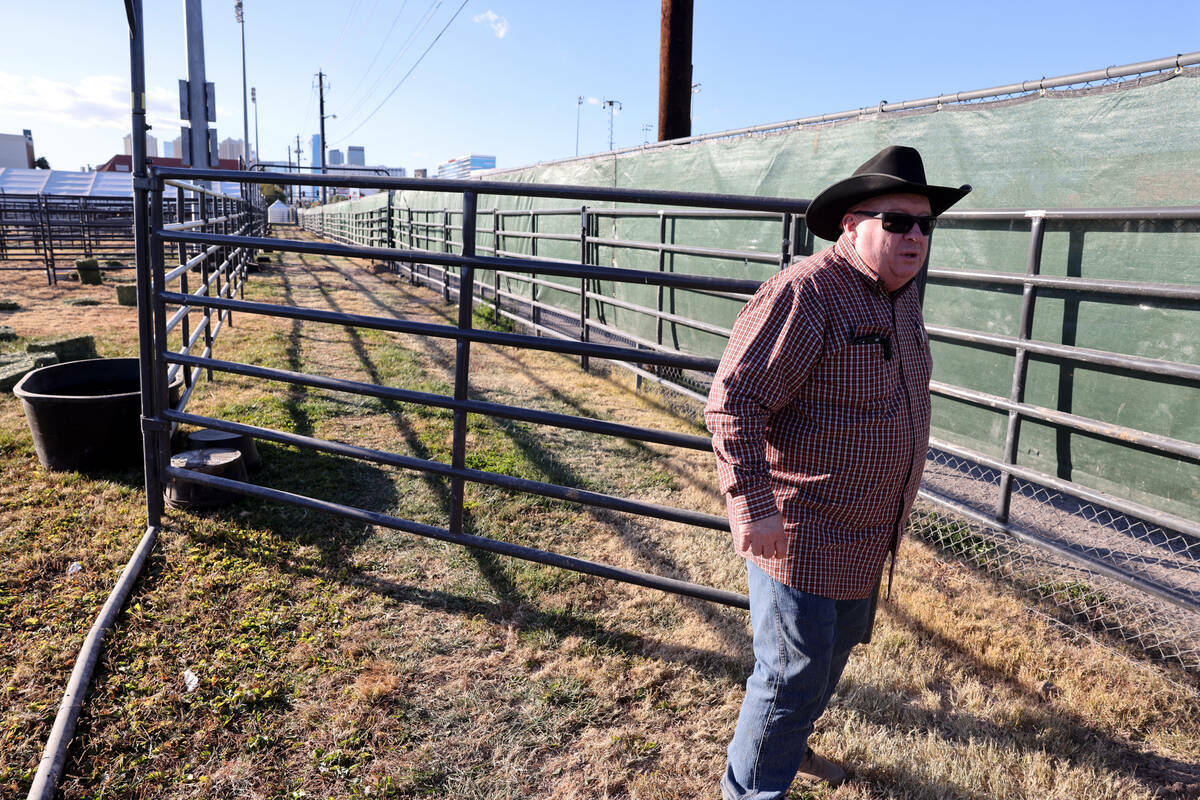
[1,1,1197,173]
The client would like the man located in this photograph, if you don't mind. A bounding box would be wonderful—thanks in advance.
[705,145,970,798]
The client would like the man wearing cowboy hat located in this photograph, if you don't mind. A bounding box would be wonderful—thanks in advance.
[705,145,970,796]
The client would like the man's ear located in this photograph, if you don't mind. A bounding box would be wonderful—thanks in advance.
[840,212,858,243]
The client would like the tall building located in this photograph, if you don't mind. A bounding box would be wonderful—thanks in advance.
[218,137,251,161]
[328,149,344,166]
[347,146,365,166]
[169,135,184,159]
[436,154,496,179]
[123,132,158,158]
[310,134,323,170]
[0,130,36,168]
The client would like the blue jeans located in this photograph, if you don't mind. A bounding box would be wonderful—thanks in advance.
[721,562,875,800]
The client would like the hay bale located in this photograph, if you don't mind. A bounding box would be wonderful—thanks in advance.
[115,284,138,306]
[26,335,98,362]
[75,258,102,285]
[0,354,57,391]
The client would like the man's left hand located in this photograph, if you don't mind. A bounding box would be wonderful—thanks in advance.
[729,511,787,559]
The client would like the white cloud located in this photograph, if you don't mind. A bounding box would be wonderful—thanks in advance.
[472,9,508,39]
[0,72,179,133]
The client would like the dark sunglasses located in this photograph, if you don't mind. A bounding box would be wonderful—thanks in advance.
[852,210,937,235]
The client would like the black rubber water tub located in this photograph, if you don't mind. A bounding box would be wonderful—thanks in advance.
[13,358,182,472]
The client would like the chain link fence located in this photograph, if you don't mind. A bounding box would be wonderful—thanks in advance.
[913,448,1200,680]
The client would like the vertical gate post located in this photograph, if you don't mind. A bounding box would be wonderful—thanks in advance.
[996,213,1047,522]
[40,196,56,286]
[386,189,396,274]
[406,207,416,284]
[449,191,478,534]
[779,211,793,271]
[223,195,234,327]
[200,192,214,380]
[127,9,164,531]
[656,210,667,349]
[579,205,590,371]
[527,210,538,329]
[492,209,501,322]
[442,207,451,302]
[176,185,192,388]
[147,178,174,511]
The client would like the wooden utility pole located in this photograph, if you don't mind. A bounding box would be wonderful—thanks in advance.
[657,0,693,142]
[316,70,327,204]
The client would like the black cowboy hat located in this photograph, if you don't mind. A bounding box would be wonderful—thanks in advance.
[804,145,971,241]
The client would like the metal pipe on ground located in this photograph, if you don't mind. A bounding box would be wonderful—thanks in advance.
[25,526,159,800]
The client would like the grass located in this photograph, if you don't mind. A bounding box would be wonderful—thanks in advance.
[1,244,1198,799]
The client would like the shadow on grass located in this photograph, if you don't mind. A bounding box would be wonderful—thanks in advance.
[862,600,1200,799]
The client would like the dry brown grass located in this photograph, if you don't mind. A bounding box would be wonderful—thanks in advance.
[0,242,1197,799]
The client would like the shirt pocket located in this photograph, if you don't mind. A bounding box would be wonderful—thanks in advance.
[812,324,898,411]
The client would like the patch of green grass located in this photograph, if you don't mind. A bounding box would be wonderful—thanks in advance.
[511,562,590,596]
[538,676,593,708]
[922,514,997,565]
[63,298,101,307]
[0,427,33,458]
[207,396,298,432]
[472,304,514,333]
[1036,579,1110,608]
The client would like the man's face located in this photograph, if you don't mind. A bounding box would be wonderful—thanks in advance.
[841,193,933,292]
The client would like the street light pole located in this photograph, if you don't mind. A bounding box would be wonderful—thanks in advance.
[575,96,583,157]
[235,1,249,166]
[251,86,259,166]
[602,99,621,152]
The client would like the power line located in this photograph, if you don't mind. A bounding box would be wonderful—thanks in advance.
[337,0,443,127]
[340,0,412,112]
[332,0,470,144]
[319,0,366,70]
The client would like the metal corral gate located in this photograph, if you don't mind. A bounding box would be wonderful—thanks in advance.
[144,165,829,610]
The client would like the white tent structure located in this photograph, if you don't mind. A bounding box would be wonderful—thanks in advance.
[267,200,291,223]
[0,168,243,198]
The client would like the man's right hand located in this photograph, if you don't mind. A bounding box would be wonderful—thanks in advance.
[729,511,787,559]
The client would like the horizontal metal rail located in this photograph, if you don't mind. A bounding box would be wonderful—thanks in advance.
[926,324,1200,383]
[930,380,1200,463]
[158,289,722,372]
[587,234,781,264]
[166,351,713,451]
[165,462,747,609]
[155,166,814,215]
[927,268,1200,301]
[160,229,766,295]
[491,270,736,339]
[163,405,725,530]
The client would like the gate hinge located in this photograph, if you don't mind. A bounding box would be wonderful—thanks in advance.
[141,416,171,433]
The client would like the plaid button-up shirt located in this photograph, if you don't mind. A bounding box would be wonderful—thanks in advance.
[705,234,932,599]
